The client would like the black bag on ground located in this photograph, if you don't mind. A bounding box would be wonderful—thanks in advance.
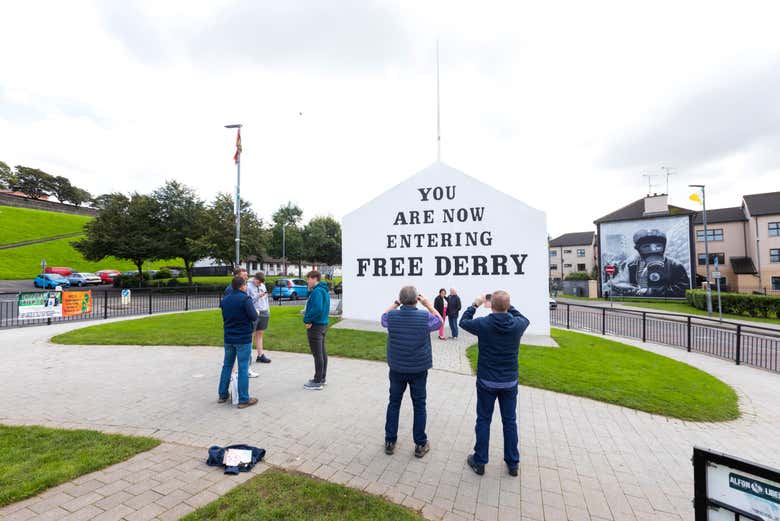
[206,444,266,475]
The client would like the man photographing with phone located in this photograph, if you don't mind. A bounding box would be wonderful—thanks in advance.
[459,290,529,477]
[380,286,442,459]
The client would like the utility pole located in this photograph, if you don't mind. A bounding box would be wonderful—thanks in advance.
[690,184,713,316]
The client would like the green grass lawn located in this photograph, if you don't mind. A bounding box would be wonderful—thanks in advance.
[0,236,179,279]
[0,425,159,507]
[52,306,388,361]
[620,300,780,324]
[466,328,739,422]
[0,205,91,246]
[182,468,423,521]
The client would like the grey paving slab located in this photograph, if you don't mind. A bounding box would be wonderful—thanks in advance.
[0,320,777,520]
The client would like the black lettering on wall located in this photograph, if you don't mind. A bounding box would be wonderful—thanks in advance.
[480,231,493,246]
[400,235,411,248]
[409,257,423,276]
[432,186,443,200]
[435,256,451,275]
[470,207,485,221]
[393,212,407,225]
[372,258,387,277]
[386,235,397,248]
[465,232,478,247]
[510,254,527,274]
[357,258,370,277]
[390,257,404,276]
[423,210,434,224]
[491,255,509,275]
[445,186,456,199]
[409,211,420,225]
[472,256,488,275]
[417,187,432,201]
[453,256,468,275]
[441,233,452,247]
[442,208,454,223]
[427,234,438,247]
[457,208,468,222]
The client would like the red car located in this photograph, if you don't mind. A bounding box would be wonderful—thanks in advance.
[96,269,121,284]
[44,266,74,277]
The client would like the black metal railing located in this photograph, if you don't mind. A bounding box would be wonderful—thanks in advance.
[551,302,780,373]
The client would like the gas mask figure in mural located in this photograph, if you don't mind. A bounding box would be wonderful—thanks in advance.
[610,229,690,297]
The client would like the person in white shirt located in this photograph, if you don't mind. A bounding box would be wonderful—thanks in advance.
[247,272,271,367]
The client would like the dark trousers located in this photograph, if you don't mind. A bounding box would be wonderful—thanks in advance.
[385,369,428,446]
[448,315,459,337]
[474,380,519,468]
[306,324,328,382]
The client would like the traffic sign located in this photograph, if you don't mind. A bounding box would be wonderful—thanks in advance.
[713,271,721,278]
[605,265,616,275]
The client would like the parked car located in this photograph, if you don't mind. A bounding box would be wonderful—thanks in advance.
[67,272,102,287]
[271,278,309,301]
[44,266,74,277]
[549,298,557,310]
[95,269,121,284]
[34,273,71,289]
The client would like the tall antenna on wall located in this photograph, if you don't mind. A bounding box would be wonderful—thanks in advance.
[661,166,675,195]
[436,39,441,162]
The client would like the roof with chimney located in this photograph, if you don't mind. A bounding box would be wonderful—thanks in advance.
[743,191,780,217]
[594,195,694,224]
[549,231,595,247]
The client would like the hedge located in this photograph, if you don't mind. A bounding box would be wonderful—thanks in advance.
[564,271,592,281]
[686,289,780,318]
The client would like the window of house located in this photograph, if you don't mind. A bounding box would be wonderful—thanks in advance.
[549,264,558,270]
[251,261,258,271]
[577,249,585,257]
[772,276,780,291]
[770,222,780,237]
[577,263,586,271]
[563,249,572,254]
[771,249,780,263]
[696,228,724,241]
[563,263,572,268]
[697,253,725,265]
[549,250,557,257]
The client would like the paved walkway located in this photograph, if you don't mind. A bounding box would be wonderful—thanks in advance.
[1,318,778,521]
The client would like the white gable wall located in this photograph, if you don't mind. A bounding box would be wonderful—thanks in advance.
[342,162,550,336]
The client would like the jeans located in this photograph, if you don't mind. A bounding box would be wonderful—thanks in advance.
[473,380,518,468]
[448,315,459,337]
[385,369,428,446]
[307,324,328,382]
[218,342,252,403]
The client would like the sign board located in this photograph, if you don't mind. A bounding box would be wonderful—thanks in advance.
[342,162,550,336]
[605,265,616,275]
[713,271,721,279]
[62,291,92,316]
[18,291,62,320]
[121,289,132,306]
[694,447,780,520]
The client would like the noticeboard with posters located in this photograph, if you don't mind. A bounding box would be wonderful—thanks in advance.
[694,447,780,520]
[17,291,63,320]
[598,214,693,298]
[62,290,92,316]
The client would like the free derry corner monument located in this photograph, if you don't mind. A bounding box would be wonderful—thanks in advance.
[342,161,552,343]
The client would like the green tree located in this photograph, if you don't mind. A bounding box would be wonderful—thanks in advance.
[153,180,207,284]
[50,176,74,203]
[191,193,264,268]
[268,202,305,275]
[0,161,14,190]
[303,216,341,266]
[69,187,92,207]
[13,166,55,199]
[73,193,164,283]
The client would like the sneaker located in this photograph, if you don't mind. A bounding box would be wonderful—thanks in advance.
[258,355,271,363]
[384,441,396,455]
[237,397,258,409]
[303,381,324,390]
[508,466,518,477]
[248,369,259,378]
[467,454,485,475]
[414,441,430,458]
[217,396,229,403]
[256,355,262,362]
[308,378,327,386]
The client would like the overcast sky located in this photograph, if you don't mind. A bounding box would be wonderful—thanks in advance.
[2,0,779,237]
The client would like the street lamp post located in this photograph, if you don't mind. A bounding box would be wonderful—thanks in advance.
[225,124,242,268]
[282,224,287,276]
[690,184,713,317]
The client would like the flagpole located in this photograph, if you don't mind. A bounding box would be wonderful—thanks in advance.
[690,184,712,317]
[225,124,243,268]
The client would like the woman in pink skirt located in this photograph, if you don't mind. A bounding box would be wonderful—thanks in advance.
[433,288,448,340]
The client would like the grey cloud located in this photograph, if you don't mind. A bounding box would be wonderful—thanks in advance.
[188,0,410,70]
[600,59,780,171]
[95,0,167,63]
[0,87,106,126]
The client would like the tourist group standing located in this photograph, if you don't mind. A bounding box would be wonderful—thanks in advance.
[433,287,462,340]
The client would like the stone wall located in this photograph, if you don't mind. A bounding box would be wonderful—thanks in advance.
[0,192,97,216]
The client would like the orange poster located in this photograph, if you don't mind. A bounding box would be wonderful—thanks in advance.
[62,291,93,317]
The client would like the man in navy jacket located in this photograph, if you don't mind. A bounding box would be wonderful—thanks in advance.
[380,286,442,458]
[459,290,529,477]
[218,276,259,408]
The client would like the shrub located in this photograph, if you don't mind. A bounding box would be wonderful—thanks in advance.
[166,277,181,287]
[153,269,171,280]
[565,271,591,281]
[686,289,780,318]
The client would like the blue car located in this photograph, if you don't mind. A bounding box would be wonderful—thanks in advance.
[271,278,309,301]
[34,273,71,289]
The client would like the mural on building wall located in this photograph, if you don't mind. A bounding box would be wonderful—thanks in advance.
[599,215,692,298]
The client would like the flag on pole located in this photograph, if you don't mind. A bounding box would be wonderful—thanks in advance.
[233,129,242,164]
[689,190,702,205]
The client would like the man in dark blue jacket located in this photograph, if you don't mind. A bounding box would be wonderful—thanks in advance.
[459,290,529,477]
[303,271,331,390]
[380,286,442,458]
[218,276,259,408]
